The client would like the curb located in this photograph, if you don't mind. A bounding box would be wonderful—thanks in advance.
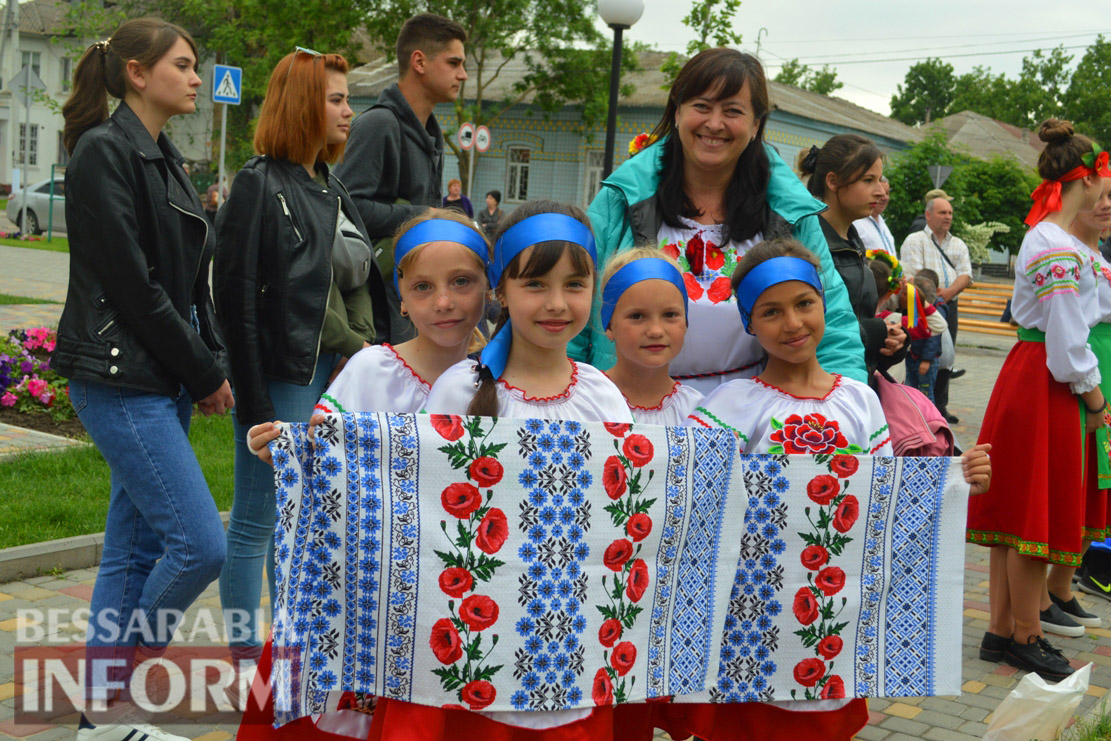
[0,512,231,583]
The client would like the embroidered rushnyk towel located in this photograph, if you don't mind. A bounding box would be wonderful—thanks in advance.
[269,414,968,726]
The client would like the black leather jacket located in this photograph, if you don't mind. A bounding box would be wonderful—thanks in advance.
[53,103,228,400]
[213,156,390,426]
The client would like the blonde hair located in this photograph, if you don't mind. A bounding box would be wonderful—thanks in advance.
[393,208,491,353]
[600,246,682,295]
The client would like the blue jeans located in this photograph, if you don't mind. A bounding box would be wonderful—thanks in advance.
[219,354,335,659]
[905,357,939,402]
[70,379,226,699]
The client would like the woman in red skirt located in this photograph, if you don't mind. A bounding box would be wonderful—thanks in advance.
[967,118,1111,681]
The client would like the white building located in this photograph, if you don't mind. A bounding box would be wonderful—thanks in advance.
[1,0,217,192]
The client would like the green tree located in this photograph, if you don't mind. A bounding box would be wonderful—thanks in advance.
[362,0,640,192]
[884,130,968,241]
[1065,35,1111,150]
[884,130,1038,255]
[1009,46,1072,128]
[773,59,843,95]
[660,0,743,86]
[889,58,955,126]
[64,0,366,172]
[772,58,807,87]
[949,65,1015,121]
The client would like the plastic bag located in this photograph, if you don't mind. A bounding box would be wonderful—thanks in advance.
[983,662,1091,740]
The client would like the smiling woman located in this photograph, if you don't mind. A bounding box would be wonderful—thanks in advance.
[579,48,867,396]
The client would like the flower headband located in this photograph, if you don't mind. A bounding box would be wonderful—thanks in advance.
[478,213,598,382]
[736,256,825,334]
[600,257,688,330]
[393,219,490,292]
[865,249,903,292]
[1025,143,1111,227]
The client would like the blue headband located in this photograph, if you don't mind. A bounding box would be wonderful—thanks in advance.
[600,257,688,329]
[393,219,490,291]
[480,213,598,382]
[487,213,597,287]
[736,256,825,334]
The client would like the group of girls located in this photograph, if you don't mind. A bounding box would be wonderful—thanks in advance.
[968,119,1111,682]
[56,16,994,741]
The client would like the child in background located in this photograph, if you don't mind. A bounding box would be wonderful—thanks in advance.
[238,210,492,741]
[600,247,703,424]
[685,237,991,739]
[903,274,943,401]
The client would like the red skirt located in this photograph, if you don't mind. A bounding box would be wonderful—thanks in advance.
[967,339,1089,565]
[240,638,866,741]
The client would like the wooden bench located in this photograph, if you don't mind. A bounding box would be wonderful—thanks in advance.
[956,284,1016,337]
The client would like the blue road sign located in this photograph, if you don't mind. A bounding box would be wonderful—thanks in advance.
[213,64,242,105]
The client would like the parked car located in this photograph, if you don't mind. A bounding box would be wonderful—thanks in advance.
[6,177,65,235]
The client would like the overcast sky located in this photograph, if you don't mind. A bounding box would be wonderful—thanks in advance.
[611,1,1109,116]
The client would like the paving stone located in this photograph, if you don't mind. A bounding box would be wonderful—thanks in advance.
[911,709,965,730]
[922,729,983,741]
[958,720,990,736]
[884,702,922,719]
[853,726,889,740]
[958,705,989,722]
[878,716,930,736]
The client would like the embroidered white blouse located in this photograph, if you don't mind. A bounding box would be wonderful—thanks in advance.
[656,218,765,394]
[688,375,893,456]
[315,344,430,415]
[1083,244,1111,324]
[621,381,704,426]
[1010,222,1102,393]
[425,359,633,423]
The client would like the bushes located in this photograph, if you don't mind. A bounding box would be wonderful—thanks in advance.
[0,328,75,421]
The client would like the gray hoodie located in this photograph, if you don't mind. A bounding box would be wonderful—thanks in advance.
[334,83,445,241]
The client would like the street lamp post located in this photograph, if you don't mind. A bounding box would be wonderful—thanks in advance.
[598,0,644,180]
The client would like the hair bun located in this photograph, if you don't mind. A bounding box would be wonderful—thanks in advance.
[1038,118,1075,144]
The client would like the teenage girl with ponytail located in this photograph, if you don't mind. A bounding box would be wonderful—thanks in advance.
[53,18,234,741]
[796,135,907,378]
[967,118,1111,682]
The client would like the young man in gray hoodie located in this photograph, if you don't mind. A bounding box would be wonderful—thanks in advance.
[335,13,468,341]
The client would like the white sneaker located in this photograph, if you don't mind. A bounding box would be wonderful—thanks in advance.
[223,660,259,711]
[76,707,190,741]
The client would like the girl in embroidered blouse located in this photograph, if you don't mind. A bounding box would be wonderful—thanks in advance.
[246,209,491,463]
[683,237,991,740]
[967,119,1110,684]
[424,199,632,425]
[236,211,491,741]
[1068,176,1111,613]
[599,248,703,425]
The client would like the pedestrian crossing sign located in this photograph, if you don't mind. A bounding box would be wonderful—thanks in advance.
[213,64,242,105]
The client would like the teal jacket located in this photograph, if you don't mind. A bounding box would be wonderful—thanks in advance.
[573,140,868,384]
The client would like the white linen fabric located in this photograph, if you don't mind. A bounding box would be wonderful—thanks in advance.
[689,375,892,456]
[268,414,969,727]
[315,343,430,415]
[625,382,704,426]
[1009,222,1102,392]
[425,359,633,423]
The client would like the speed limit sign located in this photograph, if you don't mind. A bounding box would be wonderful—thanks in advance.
[475,125,491,153]
[458,122,475,150]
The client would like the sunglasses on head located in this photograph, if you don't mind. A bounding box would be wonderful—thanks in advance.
[283,46,322,84]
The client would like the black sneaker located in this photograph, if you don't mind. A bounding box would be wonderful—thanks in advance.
[1050,591,1102,628]
[1040,602,1086,637]
[979,631,1011,662]
[1078,571,1111,602]
[949,368,966,379]
[944,412,960,424]
[1004,635,1075,682]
